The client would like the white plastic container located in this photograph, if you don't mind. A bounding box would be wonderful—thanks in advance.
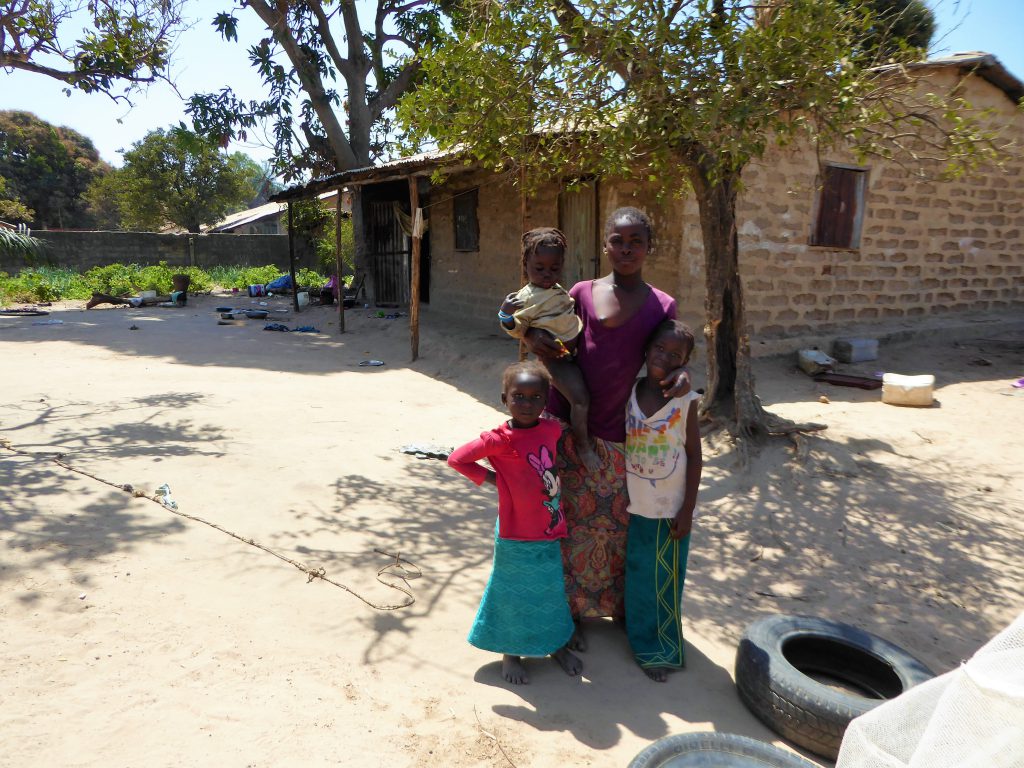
[140,290,157,300]
[833,337,879,363]
[296,291,310,307]
[882,373,935,407]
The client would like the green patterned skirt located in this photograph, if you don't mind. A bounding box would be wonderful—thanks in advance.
[624,515,691,668]
[468,522,574,657]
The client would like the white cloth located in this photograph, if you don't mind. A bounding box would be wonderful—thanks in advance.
[837,611,1024,768]
[624,387,700,519]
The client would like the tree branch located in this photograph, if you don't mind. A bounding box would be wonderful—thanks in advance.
[247,0,359,169]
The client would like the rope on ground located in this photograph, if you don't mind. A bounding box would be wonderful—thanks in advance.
[0,439,420,611]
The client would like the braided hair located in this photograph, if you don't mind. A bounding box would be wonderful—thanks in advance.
[521,227,568,270]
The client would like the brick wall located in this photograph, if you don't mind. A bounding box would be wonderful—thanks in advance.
[737,70,1023,336]
[420,70,1022,348]
[3,230,316,274]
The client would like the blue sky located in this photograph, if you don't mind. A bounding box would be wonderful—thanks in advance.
[1,1,1021,170]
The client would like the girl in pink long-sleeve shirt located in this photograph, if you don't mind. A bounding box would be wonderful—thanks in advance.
[447,361,583,685]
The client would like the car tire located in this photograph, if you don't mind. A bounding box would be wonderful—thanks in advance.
[628,731,819,767]
[735,614,934,760]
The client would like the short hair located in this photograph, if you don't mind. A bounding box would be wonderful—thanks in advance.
[604,206,654,250]
[521,227,567,270]
[646,319,696,357]
[502,360,551,393]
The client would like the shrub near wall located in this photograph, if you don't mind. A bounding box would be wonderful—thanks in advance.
[0,231,315,274]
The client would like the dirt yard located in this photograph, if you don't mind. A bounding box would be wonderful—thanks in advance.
[1,294,1022,767]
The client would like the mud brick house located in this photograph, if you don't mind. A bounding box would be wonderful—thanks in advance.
[277,53,1023,350]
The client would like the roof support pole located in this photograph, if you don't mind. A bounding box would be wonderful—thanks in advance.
[519,165,528,362]
[287,201,300,314]
[408,175,421,361]
[335,189,346,334]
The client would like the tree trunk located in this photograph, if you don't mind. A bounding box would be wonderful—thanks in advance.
[687,160,767,438]
[688,158,823,440]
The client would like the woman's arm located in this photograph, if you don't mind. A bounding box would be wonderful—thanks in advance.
[660,366,692,399]
[672,399,703,539]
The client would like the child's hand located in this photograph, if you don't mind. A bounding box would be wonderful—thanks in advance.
[671,510,693,540]
[660,367,691,398]
[523,328,564,361]
[500,293,524,315]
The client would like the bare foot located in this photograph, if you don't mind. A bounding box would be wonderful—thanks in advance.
[567,620,588,652]
[553,646,583,676]
[502,654,528,685]
[643,665,670,682]
[579,445,601,474]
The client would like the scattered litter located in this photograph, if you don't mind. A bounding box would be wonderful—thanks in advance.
[399,444,453,460]
[1013,378,1024,389]
[359,359,385,367]
[155,483,178,510]
[258,301,268,306]
[263,323,320,333]
[248,284,267,297]
[266,274,293,292]
[129,324,139,331]
[882,373,935,407]
[245,310,268,319]
[832,337,878,363]
[217,319,242,326]
[0,308,49,316]
[78,593,87,600]
[215,306,234,313]
[32,318,64,325]
[797,348,835,376]
[819,395,830,404]
[813,373,883,390]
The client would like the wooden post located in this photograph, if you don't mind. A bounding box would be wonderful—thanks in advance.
[519,166,528,361]
[335,189,345,333]
[287,201,300,314]
[408,175,421,361]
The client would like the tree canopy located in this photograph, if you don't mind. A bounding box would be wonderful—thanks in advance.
[186,0,455,180]
[0,110,111,229]
[400,0,1003,437]
[0,0,186,98]
[86,127,264,233]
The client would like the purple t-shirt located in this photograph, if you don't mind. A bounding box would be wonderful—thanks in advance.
[548,280,677,443]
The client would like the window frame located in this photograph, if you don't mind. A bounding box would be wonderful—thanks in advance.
[810,163,868,250]
[453,188,479,252]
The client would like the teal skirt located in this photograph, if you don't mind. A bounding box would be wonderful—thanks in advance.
[625,515,691,668]
[468,523,574,657]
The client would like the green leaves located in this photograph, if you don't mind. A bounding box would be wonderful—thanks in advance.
[87,127,261,232]
[0,1,185,96]
[400,0,997,193]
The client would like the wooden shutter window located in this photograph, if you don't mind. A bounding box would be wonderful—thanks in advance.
[454,189,479,251]
[813,166,865,249]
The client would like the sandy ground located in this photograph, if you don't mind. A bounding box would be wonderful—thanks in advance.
[1,294,1022,768]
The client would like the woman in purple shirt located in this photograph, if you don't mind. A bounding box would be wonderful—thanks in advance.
[526,207,690,648]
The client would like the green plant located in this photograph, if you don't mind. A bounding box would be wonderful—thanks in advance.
[296,267,326,289]
[0,229,47,263]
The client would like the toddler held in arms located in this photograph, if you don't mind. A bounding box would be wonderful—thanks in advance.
[498,227,600,472]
